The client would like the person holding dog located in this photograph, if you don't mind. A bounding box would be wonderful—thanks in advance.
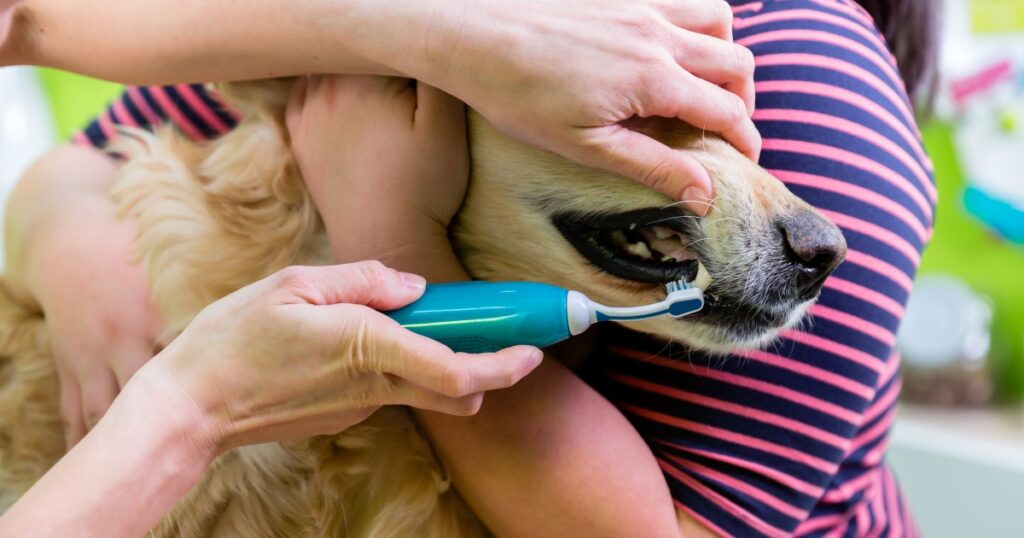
[0,260,545,536]
[1,0,937,535]
[1,0,754,535]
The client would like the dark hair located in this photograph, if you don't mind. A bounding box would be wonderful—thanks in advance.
[854,0,941,107]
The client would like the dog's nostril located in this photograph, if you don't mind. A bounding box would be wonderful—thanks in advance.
[777,211,847,299]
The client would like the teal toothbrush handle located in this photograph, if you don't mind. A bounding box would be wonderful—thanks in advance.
[385,281,571,353]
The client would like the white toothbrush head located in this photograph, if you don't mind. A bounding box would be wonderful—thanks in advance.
[663,279,704,318]
[572,279,705,327]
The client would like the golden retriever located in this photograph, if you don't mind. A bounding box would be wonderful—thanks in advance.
[0,78,845,536]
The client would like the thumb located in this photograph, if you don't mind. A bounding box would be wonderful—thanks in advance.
[272,261,426,311]
[585,125,714,217]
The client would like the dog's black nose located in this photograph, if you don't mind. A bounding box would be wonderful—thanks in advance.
[778,210,847,300]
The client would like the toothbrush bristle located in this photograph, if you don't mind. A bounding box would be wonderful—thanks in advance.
[665,279,690,293]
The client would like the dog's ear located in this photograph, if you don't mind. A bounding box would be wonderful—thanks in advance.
[0,277,63,509]
[0,278,48,356]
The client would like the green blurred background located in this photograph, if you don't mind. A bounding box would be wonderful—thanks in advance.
[920,122,1024,400]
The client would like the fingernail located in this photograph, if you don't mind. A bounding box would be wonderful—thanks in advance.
[682,186,711,206]
[527,348,544,364]
[400,272,426,292]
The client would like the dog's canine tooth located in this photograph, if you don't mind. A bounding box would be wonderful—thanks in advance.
[625,241,653,259]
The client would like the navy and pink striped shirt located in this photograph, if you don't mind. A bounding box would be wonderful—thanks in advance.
[78,1,932,535]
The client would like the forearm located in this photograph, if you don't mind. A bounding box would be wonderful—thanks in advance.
[2,0,447,84]
[327,218,679,535]
[415,359,680,537]
[0,361,214,536]
[4,145,120,306]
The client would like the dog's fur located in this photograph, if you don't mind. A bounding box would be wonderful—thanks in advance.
[0,79,843,536]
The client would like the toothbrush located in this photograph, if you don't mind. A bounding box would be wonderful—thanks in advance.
[385,280,703,353]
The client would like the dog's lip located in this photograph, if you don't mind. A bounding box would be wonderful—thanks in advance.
[555,207,692,234]
[693,292,793,332]
[553,207,700,285]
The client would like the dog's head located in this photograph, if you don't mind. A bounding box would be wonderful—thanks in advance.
[455,114,846,352]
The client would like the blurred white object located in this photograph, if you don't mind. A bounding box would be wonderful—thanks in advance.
[0,67,56,270]
[898,274,993,368]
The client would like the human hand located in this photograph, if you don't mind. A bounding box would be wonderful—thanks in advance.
[29,213,163,448]
[8,145,164,449]
[402,0,758,214]
[142,261,542,453]
[286,75,468,261]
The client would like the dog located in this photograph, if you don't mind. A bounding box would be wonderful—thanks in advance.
[0,78,845,536]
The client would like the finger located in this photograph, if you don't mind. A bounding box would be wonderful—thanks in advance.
[414,83,467,132]
[658,0,734,41]
[79,367,120,432]
[57,369,86,449]
[369,320,544,397]
[396,386,487,417]
[581,124,714,216]
[649,73,762,161]
[270,262,426,310]
[672,31,756,115]
[285,76,310,138]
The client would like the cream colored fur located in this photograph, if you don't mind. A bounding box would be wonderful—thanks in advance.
[0,79,835,535]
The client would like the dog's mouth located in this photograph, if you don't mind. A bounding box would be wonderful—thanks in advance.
[553,208,700,284]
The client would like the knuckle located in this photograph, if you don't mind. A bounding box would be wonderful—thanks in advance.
[723,94,747,123]
[626,6,663,39]
[711,0,734,30]
[440,367,473,398]
[640,157,676,192]
[452,394,484,417]
[356,260,391,288]
[274,265,312,291]
[734,45,756,76]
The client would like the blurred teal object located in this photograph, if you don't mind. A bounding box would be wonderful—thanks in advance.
[963,185,1024,244]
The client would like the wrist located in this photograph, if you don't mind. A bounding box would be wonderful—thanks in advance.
[354,0,474,86]
[125,353,223,466]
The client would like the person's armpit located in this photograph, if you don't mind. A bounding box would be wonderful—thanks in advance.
[678,507,718,537]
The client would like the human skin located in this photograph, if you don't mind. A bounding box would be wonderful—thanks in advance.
[0,0,759,211]
[0,262,543,537]
[287,74,683,536]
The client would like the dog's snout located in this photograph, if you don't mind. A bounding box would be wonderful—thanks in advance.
[778,211,847,299]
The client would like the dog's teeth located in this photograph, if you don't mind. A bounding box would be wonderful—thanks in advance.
[629,223,637,230]
[625,241,652,259]
[653,226,673,240]
[661,256,674,262]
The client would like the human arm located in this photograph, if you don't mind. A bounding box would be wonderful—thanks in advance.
[0,261,542,537]
[2,0,758,212]
[3,144,163,447]
[286,74,684,536]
